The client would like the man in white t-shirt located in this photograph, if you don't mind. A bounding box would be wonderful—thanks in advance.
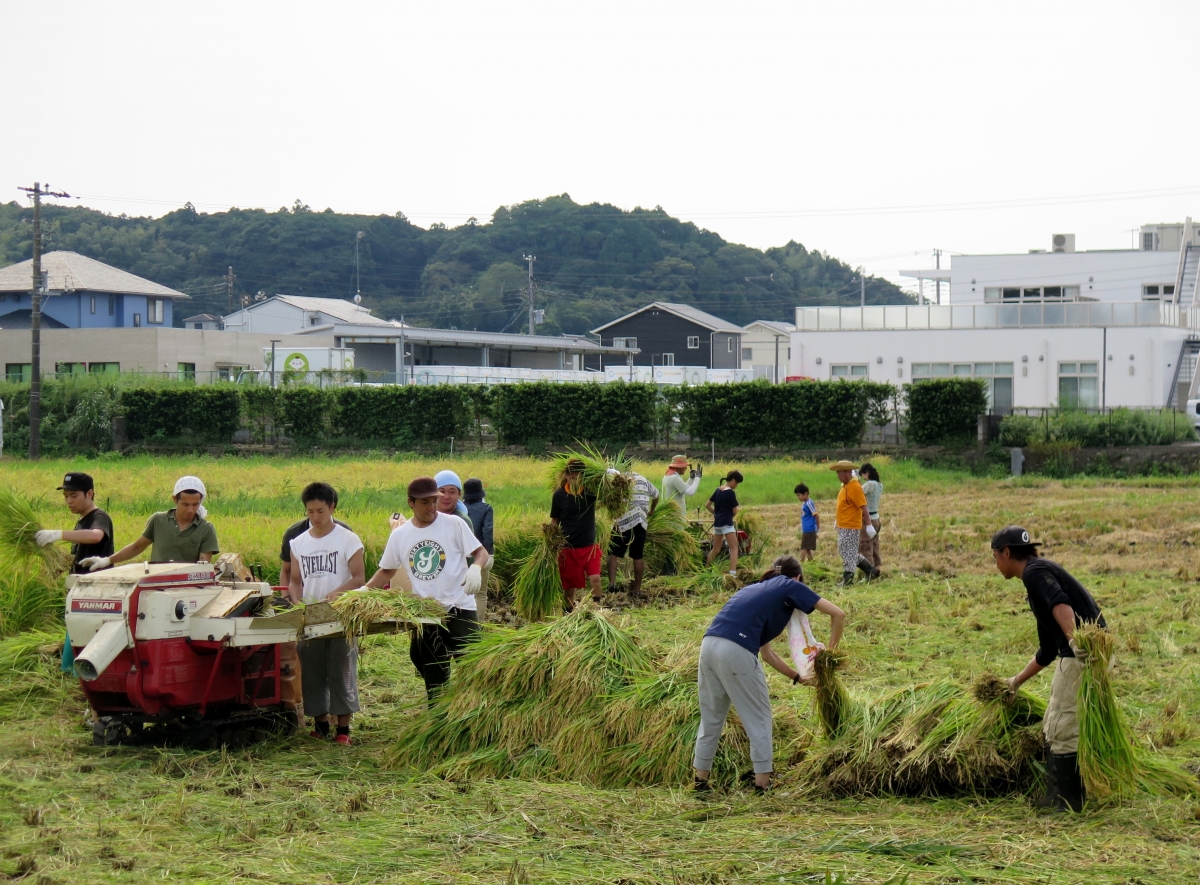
[366,476,489,700]
[606,471,658,596]
[287,482,366,745]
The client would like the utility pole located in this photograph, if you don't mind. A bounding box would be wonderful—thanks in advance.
[354,231,364,304]
[17,181,71,460]
[934,249,942,305]
[859,267,866,307]
[399,315,407,385]
[523,254,536,335]
[226,266,235,314]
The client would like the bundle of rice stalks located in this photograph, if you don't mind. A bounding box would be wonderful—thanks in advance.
[0,629,68,709]
[1075,622,1199,801]
[0,552,66,638]
[802,673,1048,798]
[643,503,701,577]
[330,589,445,650]
[734,508,763,539]
[513,523,566,623]
[548,444,633,515]
[490,531,541,598]
[812,648,853,740]
[0,488,72,575]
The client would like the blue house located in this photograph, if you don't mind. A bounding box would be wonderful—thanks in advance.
[0,251,187,330]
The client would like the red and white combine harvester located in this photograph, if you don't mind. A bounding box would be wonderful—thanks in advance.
[64,559,325,747]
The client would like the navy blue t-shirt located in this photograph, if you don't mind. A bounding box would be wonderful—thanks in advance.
[705,575,822,656]
[709,486,739,528]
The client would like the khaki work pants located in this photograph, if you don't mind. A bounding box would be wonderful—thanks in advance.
[1044,656,1085,753]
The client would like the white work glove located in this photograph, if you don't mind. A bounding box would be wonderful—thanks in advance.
[463,564,482,595]
[1068,637,1089,663]
[79,556,112,572]
[865,524,877,539]
[389,512,407,531]
[34,529,63,547]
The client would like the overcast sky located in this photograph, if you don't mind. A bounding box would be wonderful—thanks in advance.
[4,1,1198,293]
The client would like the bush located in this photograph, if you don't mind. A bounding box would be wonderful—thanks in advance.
[333,386,472,447]
[675,380,894,448]
[998,409,1196,448]
[120,387,242,444]
[904,378,988,446]
[490,382,658,447]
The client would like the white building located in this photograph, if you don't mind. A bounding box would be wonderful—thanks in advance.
[741,320,794,382]
[790,220,1200,411]
[223,294,398,333]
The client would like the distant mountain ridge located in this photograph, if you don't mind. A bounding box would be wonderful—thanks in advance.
[0,194,912,334]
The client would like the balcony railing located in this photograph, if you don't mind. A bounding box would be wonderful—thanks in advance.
[795,302,1200,331]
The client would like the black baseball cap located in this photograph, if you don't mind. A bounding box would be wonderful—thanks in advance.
[991,525,1039,550]
[58,472,95,492]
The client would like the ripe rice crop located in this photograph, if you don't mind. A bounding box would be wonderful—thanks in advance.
[512,524,566,622]
[331,588,445,650]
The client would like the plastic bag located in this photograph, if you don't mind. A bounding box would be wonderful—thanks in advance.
[786,610,824,681]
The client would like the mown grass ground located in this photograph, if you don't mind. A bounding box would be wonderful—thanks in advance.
[1,455,1199,884]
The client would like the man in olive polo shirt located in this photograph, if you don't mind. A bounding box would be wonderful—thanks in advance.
[80,475,219,569]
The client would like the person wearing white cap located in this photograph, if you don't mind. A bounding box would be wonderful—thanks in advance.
[80,475,219,570]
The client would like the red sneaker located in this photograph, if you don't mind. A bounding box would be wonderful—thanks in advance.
[309,729,328,740]
[335,733,352,746]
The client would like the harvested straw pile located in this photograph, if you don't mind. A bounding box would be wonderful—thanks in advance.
[643,503,701,577]
[0,488,72,576]
[799,665,1048,797]
[1075,622,1199,801]
[513,524,566,623]
[548,444,633,515]
[386,607,805,788]
[331,589,445,650]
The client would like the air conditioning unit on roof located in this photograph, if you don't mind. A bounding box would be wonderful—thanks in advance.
[1052,233,1075,253]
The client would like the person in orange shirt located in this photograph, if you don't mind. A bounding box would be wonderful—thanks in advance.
[830,460,877,586]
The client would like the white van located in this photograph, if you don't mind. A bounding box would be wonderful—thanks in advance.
[1187,399,1200,431]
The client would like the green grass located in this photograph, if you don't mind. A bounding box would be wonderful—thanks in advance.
[2,455,1200,883]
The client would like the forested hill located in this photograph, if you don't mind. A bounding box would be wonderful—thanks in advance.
[0,195,912,334]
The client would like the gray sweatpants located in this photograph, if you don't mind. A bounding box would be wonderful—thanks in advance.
[298,636,360,718]
[692,635,775,775]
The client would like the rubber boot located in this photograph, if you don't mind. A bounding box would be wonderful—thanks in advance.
[840,570,855,587]
[1035,743,1058,809]
[1050,751,1085,812]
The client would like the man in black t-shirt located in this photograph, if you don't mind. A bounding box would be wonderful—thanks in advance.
[991,525,1105,813]
[550,460,601,608]
[35,472,115,574]
[278,487,351,587]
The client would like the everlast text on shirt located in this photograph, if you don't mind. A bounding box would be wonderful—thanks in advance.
[299,551,340,579]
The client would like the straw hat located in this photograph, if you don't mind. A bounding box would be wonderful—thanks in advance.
[828,460,857,471]
[668,455,689,469]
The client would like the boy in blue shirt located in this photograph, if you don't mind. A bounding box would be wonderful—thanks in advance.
[795,483,819,562]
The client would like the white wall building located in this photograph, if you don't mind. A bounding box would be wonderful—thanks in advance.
[791,221,1200,411]
[741,320,794,381]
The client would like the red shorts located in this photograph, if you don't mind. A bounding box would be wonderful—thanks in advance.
[558,544,602,590]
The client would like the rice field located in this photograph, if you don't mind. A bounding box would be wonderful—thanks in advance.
[2,454,1200,883]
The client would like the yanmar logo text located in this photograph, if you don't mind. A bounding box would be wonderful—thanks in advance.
[71,599,123,613]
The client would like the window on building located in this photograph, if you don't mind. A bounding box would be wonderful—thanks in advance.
[830,364,869,379]
[742,347,753,361]
[985,286,1081,303]
[727,339,734,353]
[1059,362,1099,409]
[309,316,320,326]
[90,296,96,315]
[5,363,32,383]
[133,313,141,327]
[910,362,1014,412]
[662,353,674,366]
[177,362,196,381]
[687,336,699,349]
[107,295,115,316]
[55,362,89,377]
[147,298,164,324]
[613,337,637,349]
[1143,231,1156,251]
[1143,284,1176,301]
[88,363,119,375]
[0,293,7,302]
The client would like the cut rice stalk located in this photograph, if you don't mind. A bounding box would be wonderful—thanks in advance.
[0,488,72,575]
[643,503,701,577]
[548,444,634,515]
[330,588,445,650]
[513,524,565,623]
[812,647,852,740]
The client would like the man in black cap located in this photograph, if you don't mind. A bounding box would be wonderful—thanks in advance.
[991,525,1105,812]
[35,472,115,574]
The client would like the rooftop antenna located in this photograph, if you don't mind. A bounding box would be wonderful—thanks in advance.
[354,231,365,305]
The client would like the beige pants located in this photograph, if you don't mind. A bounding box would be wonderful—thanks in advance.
[476,561,491,621]
[1044,656,1085,753]
[858,518,882,567]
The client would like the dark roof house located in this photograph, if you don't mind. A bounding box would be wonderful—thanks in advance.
[591,302,743,368]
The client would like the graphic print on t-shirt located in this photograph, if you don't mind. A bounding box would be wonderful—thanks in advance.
[298,551,340,580]
[409,539,447,581]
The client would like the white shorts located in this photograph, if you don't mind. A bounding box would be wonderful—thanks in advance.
[714,524,737,535]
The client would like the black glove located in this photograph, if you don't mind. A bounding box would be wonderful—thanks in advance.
[689,469,697,479]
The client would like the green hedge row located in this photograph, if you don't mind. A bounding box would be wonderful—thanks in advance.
[0,376,994,454]
[999,409,1197,447]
